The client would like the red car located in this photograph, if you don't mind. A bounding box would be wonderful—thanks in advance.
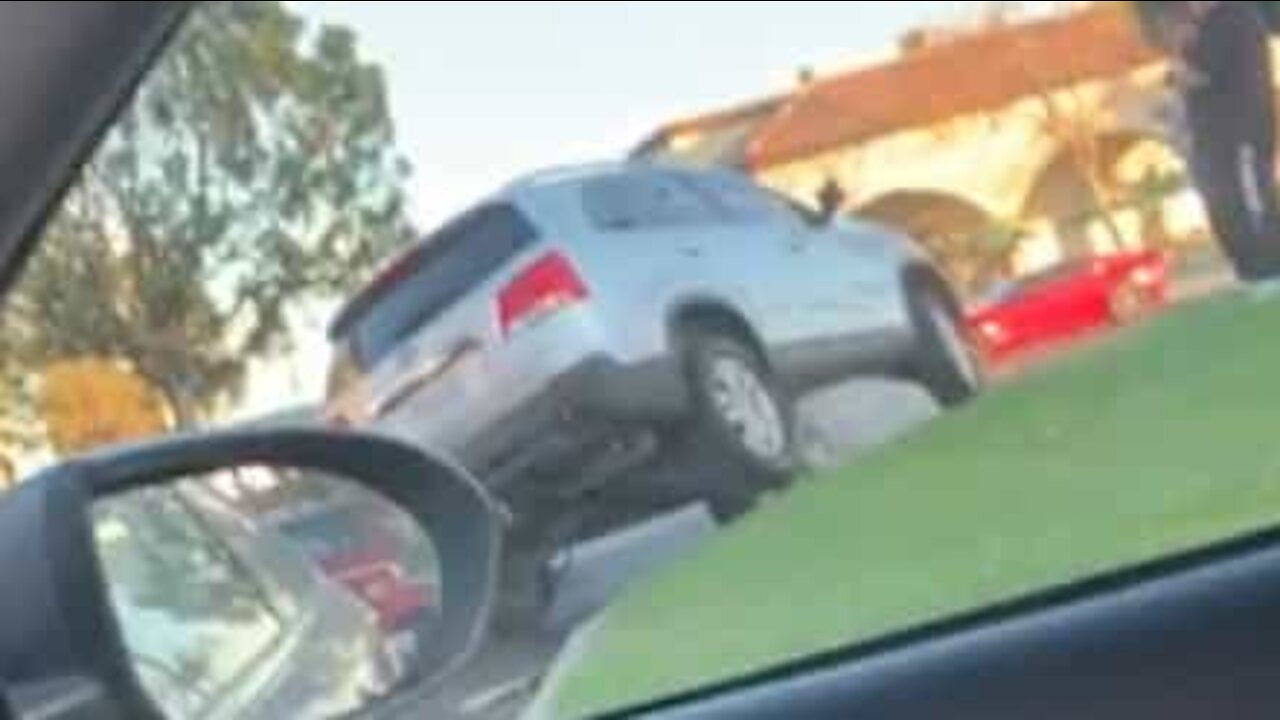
[276,503,437,633]
[317,548,433,634]
[967,250,1169,366]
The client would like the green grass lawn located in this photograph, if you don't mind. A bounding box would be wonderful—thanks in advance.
[552,295,1280,717]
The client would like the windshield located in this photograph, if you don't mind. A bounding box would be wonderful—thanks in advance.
[979,259,1092,305]
[5,2,1277,718]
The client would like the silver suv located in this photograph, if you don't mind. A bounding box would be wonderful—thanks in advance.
[327,163,979,593]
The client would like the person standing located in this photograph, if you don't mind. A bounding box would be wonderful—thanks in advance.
[1140,1,1280,288]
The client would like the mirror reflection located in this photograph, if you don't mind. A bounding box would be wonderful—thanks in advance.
[91,467,442,720]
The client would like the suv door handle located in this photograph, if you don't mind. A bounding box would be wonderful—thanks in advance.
[679,246,702,258]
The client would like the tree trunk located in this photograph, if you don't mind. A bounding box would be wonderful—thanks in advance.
[1080,159,1127,251]
[164,386,199,430]
[1031,85,1127,254]
[144,370,199,431]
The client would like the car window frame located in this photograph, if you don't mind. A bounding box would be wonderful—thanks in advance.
[10,5,1280,717]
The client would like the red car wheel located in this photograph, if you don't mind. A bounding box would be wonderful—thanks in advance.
[1108,281,1148,324]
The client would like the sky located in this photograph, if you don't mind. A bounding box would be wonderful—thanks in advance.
[241,1,1054,417]
[294,1,1053,226]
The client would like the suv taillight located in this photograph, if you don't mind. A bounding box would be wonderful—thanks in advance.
[497,251,588,337]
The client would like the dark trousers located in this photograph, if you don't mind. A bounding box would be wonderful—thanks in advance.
[1191,134,1280,282]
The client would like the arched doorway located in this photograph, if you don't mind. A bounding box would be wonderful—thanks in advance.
[1020,132,1191,261]
[856,191,1004,297]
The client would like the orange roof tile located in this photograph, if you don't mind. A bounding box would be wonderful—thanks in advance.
[632,96,783,163]
[745,6,1159,170]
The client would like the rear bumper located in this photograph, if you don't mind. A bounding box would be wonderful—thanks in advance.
[457,354,687,486]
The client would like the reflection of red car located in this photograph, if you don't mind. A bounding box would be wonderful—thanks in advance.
[318,549,432,633]
[967,250,1169,365]
[277,506,436,633]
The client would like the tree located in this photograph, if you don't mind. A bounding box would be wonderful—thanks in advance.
[39,359,169,455]
[2,1,414,424]
[1015,57,1128,257]
[1128,167,1186,250]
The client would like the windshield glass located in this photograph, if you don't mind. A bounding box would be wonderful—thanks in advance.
[5,2,1277,718]
[980,259,1092,304]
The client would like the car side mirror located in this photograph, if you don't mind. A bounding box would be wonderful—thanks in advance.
[0,429,500,720]
[816,180,846,226]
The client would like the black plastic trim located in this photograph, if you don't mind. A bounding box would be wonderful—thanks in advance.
[0,429,501,719]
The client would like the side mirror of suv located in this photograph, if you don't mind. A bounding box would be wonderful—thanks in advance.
[816,179,847,226]
[0,429,500,720]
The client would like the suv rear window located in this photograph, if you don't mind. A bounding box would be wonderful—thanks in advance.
[334,204,538,370]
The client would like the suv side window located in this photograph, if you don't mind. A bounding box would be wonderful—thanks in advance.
[769,189,829,228]
[690,172,827,228]
[686,172,778,223]
[583,173,718,231]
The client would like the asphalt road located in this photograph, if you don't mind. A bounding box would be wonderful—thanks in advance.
[421,379,940,719]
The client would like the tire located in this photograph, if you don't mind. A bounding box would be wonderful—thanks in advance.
[908,274,983,407]
[680,333,798,521]
[493,539,555,636]
[1108,281,1147,325]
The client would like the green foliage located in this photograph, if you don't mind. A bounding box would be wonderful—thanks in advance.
[40,359,169,455]
[2,1,414,421]
[976,219,1025,255]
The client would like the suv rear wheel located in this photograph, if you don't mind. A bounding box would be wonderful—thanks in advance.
[681,333,798,520]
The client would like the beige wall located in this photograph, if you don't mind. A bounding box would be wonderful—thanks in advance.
[758,74,1170,216]
[747,64,1209,281]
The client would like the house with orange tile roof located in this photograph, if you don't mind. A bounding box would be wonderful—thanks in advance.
[636,4,1235,293]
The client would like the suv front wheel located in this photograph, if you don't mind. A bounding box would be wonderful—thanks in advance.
[907,273,983,407]
[680,333,798,520]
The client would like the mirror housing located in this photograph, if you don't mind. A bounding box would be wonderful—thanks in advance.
[0,429,500,720]
[816,178,847,226]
